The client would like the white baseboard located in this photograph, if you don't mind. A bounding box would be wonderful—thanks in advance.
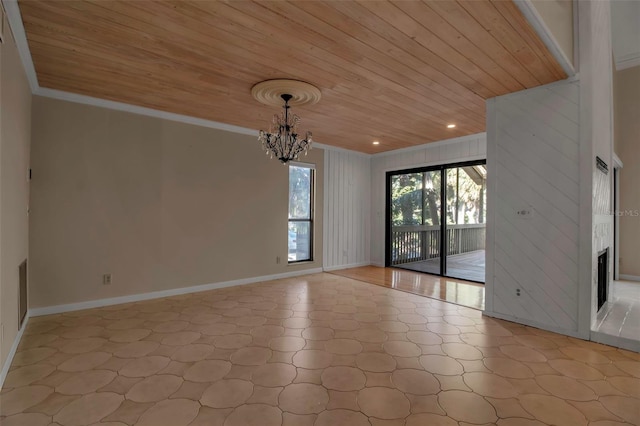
[1,313,30,390]
[482,309,587,339]
[619,274,640,282]
[371,262,385,267]
[30,268,323,317]
[323,262,371,272]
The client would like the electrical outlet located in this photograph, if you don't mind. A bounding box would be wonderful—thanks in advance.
[103,274,112,285]
[516,288,521,296]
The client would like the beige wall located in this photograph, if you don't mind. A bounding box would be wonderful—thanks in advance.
[614,66,640,277]
[0,18,32,368]
[30,96,323,308]
[531,0,574,66]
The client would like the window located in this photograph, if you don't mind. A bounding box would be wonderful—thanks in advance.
[288,163,314,262]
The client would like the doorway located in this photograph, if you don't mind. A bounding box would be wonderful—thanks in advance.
[591,158,640,352]
[385,160,486,283]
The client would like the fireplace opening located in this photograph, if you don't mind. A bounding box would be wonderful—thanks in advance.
[597,248,609,312]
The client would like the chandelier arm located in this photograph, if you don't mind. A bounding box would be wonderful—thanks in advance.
[257,92,313,164]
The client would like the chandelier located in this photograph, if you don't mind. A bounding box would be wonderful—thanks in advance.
[258,94,312,163]
[252,79,321,164]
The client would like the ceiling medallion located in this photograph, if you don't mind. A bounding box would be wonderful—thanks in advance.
[252,79,321,164]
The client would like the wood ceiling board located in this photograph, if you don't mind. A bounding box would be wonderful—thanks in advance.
[250,1,487,109]
[20,0,498,140]
[349,0,507,98]
[23,0,484,145]
[427,1,547,88]
[24,1,308,85]
[210,1,486,129]
[489,0,566,80]
[159,0,487,136]
[19,0,566,154]
[457,0,561,83]
[388,0,523,93]
[35,54,457,152]
[33,43,463,147]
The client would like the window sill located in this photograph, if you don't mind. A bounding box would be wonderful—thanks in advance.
[288,260,315,266]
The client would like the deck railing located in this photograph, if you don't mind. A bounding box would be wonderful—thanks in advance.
[391,223,486,265]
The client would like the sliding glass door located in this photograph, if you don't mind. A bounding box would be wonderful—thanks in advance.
[444,165,487,282]
[386,161,486,283]
[389,171,442,275]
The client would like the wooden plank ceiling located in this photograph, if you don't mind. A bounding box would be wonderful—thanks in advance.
[19,0,566,153]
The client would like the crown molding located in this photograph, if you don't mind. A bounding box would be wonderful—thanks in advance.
[371,132,487,158]
[2,0,38,91]
[37,87,260,137]
[37,86,482,159]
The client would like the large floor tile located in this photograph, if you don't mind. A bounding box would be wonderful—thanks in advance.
[1,272,638,426]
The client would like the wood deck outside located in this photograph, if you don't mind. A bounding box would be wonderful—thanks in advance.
[329,265,485,310]
[396,249,485,283]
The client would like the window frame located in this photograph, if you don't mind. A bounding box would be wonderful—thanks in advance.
[288,162,315,264]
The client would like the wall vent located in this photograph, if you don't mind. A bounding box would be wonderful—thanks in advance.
[596,156,609,174]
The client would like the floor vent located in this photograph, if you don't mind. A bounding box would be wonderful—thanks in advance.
[597,249,609,312]
[19,259,27,328]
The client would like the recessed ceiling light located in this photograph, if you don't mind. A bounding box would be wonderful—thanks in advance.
[373,141,380,145]
[447,124,456,129]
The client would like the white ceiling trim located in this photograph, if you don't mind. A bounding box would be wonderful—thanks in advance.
[611,0,640,72]
[613,152,623,169]
[37,87,259,137]
[36,87,370,157]
[2,0,38,91]
[371,132,487,158]
[514,0,576,76]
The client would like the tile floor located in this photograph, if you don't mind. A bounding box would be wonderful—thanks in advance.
[1,272,639,426]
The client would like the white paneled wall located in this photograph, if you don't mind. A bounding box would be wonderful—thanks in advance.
[486,79,583,336]
[578,0,614,331]
[323,149,371,270]
[370,134,487,266]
